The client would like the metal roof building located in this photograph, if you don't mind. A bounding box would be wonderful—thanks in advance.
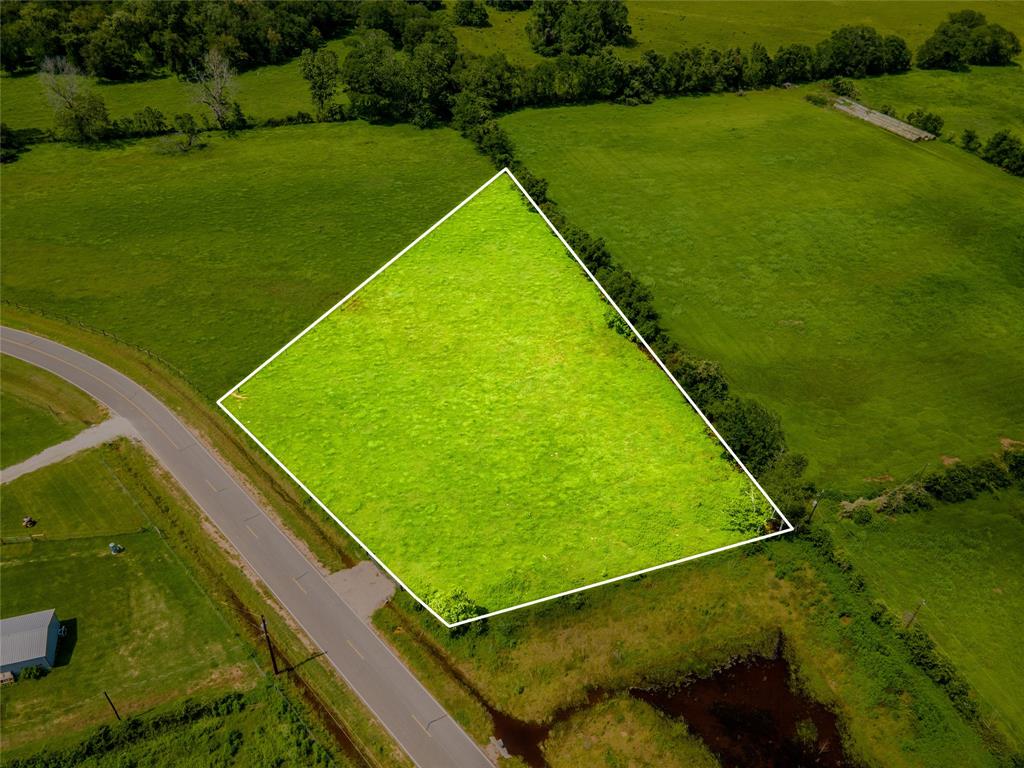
[0,609,59,674]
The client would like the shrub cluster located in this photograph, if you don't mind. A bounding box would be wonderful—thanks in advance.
[905,108,944,136]
[7,693,247,768]
[917,10,1022,70]
[923,455,1015,503]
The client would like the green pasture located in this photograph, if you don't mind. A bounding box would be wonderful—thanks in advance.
[824,489,1024,747]
[456,1,1022,64]
[856,66,1024,138]
[1,353,106,468]
[0,122,493,398]
[0,39,348,132]
[225,176,777,621]
[4,684,332,768]
[625,1,1023,58]
[378,533,1003,768]
[0,442,250,754]
[501,90,1024,493]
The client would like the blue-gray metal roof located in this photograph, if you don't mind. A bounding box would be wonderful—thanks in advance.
[0,609,56,666]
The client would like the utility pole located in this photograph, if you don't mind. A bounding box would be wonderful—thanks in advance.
[103,691,121,721]
[261,615,279,675]
[905,599,926,628]
[806,497,820,525]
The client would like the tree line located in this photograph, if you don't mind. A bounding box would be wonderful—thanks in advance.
[0,0,360,79]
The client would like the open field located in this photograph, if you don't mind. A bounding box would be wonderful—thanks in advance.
[0,441,251,754]
[5,685,333,768]
[823,488,1024,748]
[456,1,1023,64]
[625,1,1023,58]
[225,175,778,620]
[856,67,1024,138]
[0,39,349,132]
[1,122,494,398]
[1,353,106,468]
[376,533,1003,768]
[501,90,1024,493]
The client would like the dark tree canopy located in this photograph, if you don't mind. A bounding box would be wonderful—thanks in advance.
[526,0,631,56]
[917,10,1022,70]
[0,1,357,78]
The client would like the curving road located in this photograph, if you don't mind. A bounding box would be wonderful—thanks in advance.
[1,326,492,768]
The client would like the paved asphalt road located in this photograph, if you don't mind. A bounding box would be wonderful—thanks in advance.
[1,327,493,768]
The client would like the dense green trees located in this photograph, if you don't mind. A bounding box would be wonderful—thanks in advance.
[299,47,341,120]
[452,0,490,28]
[1,1,357,79]
[526,0,630,56]
[917,10,1022,70]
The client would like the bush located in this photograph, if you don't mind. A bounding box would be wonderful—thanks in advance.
[452,0,490,27]
[877,483,932,515]
[707,396,786,475]
[828,76,858,98]
[981,130,1024,176]
[923,458,1011,503]
[18,665,46,680]
[960,128,981,153]
[804,92,829,107]
[905,108,944,136]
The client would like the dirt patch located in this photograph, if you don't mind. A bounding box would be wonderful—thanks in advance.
[863,474,894,484]
[1000,437,1024,450]
[941,455,961,466]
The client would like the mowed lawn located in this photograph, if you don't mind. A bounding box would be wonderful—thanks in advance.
[225,176,777,621]
[1,354,107,468]
[0,442,250,754]
[0,122,494,397]
[823,490,1024,747]
[501,91,1024,492]
[0,39,349,132]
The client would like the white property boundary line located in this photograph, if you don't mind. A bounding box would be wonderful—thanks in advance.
[217,167,795,628]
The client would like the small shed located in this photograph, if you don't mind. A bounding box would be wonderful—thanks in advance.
[0,609,60,674]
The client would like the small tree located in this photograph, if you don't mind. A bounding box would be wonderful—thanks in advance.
[191,49,237,130]
[299,47,341,121]
[906,108,944,136]
[452,0,490,27]
[960,128,981,153]
[39,57,110,143]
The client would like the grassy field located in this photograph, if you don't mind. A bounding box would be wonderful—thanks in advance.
[455,1,1023,63]
[855,67,1024,138]
[225,175,777,620]
[0,441,252,754]
[823,488,1024,747]
[542,697,719,768]
[501,90,1024,493]
[0,39,349,132]
[4,684,333,768]
[1,354,106,468]
[625,1,1024,57]
[376,533,1004,767]
[1,122,494,398]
